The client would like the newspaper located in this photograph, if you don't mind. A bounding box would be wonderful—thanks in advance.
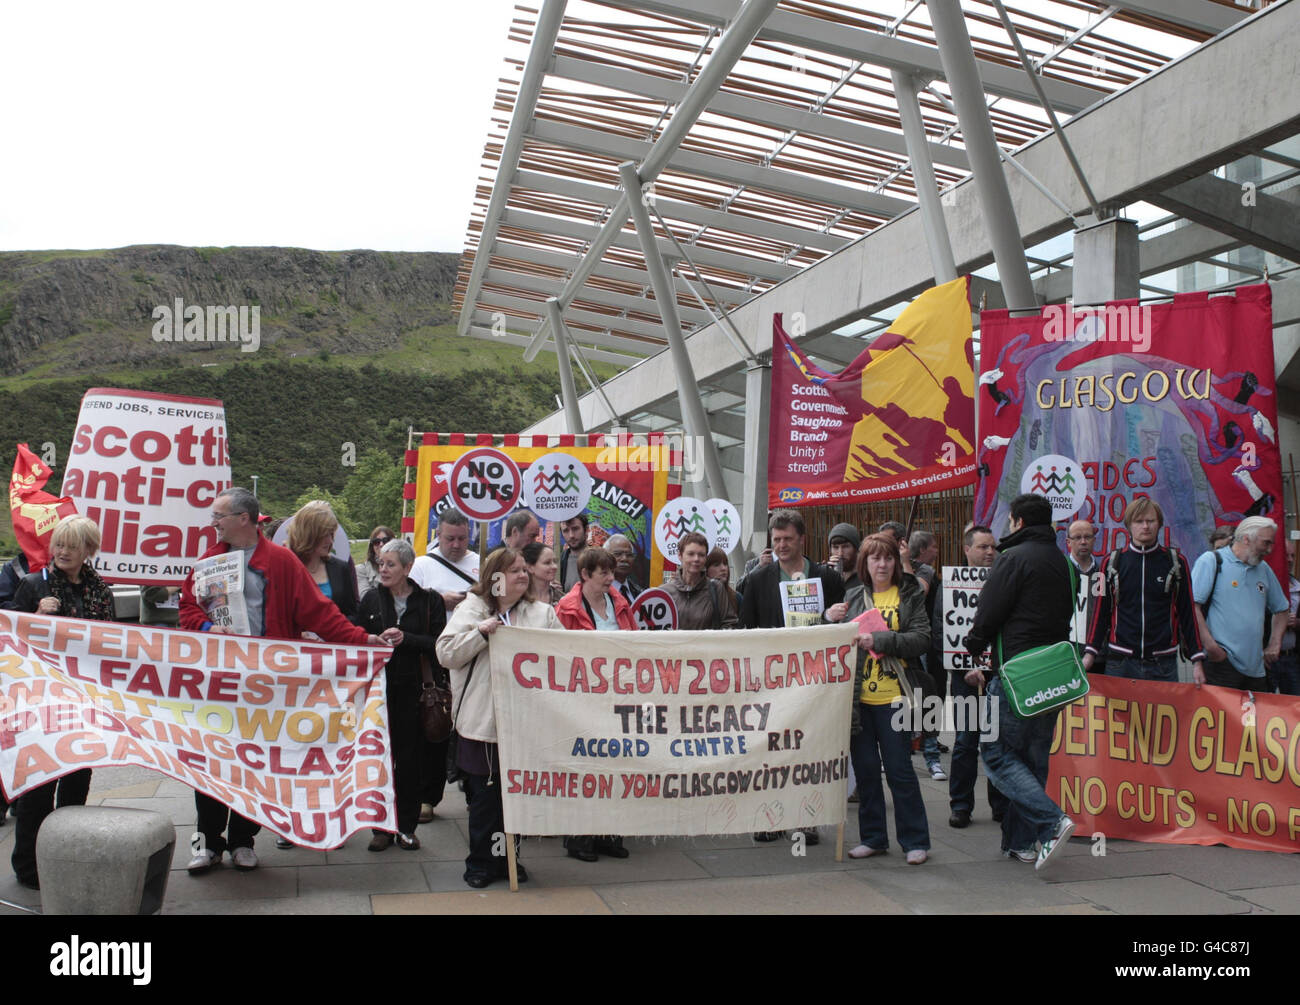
[779,576,824,628]
[191,552,250,635]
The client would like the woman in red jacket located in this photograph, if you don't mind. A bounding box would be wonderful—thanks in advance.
[555,546,636,859]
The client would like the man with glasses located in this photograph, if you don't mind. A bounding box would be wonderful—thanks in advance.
[411,509,478,612]
[605,534,642,605]
[180,487,393,875]
[1066,521,1104,674]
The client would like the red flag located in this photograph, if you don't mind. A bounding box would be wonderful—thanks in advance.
[8,444,78,572]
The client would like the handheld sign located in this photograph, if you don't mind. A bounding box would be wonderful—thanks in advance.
[654,497,716,563]
[942,565,990,671]
[705,498,742,554]
[448,447,523,522]
[522,452,592,523]
[630,587,678,631]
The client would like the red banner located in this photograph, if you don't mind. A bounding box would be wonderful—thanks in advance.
[8,443,78,572]
[767,276,976,507]
[975,285,1284,585]
[1049,675,1300,853]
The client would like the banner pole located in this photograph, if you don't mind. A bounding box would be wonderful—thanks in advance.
[506,832,519,892]
[835,821,844,863]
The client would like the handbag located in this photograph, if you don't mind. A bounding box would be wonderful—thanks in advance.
[413,591,453,743]
[996,563,1089,718]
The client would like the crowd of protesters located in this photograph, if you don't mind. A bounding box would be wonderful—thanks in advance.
[1,487,1295,890]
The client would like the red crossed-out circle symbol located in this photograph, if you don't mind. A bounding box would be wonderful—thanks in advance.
[448,448,523,521]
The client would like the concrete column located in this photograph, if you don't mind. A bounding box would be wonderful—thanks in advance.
[740,360,771,562]
[926,0,1037,312]
[1072,217,1140,303]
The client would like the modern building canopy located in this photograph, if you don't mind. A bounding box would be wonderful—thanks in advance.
[453,0,1299,548]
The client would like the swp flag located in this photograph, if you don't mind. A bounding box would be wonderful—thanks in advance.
[8,443,78,572]
[768,275,976,506]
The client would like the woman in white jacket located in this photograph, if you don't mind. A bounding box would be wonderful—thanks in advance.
[436,545,562,888]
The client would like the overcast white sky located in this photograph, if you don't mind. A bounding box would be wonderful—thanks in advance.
[0,0,517,254]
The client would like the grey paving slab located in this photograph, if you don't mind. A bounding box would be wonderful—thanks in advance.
[1055,874,1255,914]
[164,864,299,902]
[154,780,200,799]
[847,859,1091,914]
[421,860,485,893]
[165,893,374,915]
[595,872,912,915]
[683,842,856,878]
[97,796,196,822]
[296,861,430,896]
[374,886,612,914]
[1231,883,1300,912]
[526,846,711,887]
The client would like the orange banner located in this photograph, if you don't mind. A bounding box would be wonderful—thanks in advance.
[1049,674,1300,853]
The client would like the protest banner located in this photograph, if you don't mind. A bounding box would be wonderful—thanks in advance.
[767,276,976,507]
[1049,675,1300,853]
[941,566,989,672]
[61,389,232,586]
[406,432,673,587]
[490,623,858,837]
[8,443,79,571]
[0,610,394,848]
[976,285,1286,586]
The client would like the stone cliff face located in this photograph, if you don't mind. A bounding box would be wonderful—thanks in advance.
[0,245,460,375]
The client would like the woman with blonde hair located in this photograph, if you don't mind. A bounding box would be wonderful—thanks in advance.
[436,546,562,888]
[10,515,116,888]
[287,500,360,623]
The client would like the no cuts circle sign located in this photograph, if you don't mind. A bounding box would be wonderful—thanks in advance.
[631,587,678,631]
[448,448,523,522]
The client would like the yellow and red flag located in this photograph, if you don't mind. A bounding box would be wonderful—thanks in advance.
[8,444,78,571]
[768,275,976,506]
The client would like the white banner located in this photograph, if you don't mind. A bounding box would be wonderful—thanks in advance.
[491,623,857,836]
[0,611,395,848]
[62,388,232,586]
[941,566,989,671]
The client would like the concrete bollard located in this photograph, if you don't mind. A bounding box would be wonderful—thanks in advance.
[37,806,176,915]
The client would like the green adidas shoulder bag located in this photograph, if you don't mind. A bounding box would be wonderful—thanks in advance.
[996,561,1089,718]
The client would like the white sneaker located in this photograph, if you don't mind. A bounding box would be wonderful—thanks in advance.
[1035,816,1075,872]
[905,849,928,865]
[187,848,220,874]
[231,846,259,871]
[1003,847,1037,864]
[928,761,947,781]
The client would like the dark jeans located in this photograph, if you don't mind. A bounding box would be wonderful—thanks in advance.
[948,671,1009,818]
[1203,659,1262,691]
[386,669,423,835]
[12,770,92,883]
[1108,654,1179,682]
[196,791,260,854]
[421,735,449,808]
[1267,651,1300,696]
[463,757,507,878]
[849,702,929,853]
[980,677,1065,847]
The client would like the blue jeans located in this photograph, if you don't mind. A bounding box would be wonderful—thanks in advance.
[1107,654,1178,682]
[948,671,1009,818]
[1267,650,1300,696]
[980,676,1065,848]
[850,703,930,853]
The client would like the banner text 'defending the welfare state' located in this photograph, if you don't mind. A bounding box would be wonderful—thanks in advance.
[0,611,395,848]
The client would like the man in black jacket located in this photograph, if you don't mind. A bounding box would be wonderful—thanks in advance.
[739,509,844,845]
[963,493,1076,872]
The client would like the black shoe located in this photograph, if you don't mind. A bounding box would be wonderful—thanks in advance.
[753,831,783,842]
[396,832,420,851]
[948,811,972,829]
[274,837,295,850]
[463,871,493,889]
[565,837,598,862]
[496,863,529,883]
[799,828,820,847]
[16,873,39,890]
[936,742,950,754]
[594,838,629,859]
[992,811,1005,823]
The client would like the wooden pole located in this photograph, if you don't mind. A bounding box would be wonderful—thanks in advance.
[835,820,845,862]
[506,832,519,892]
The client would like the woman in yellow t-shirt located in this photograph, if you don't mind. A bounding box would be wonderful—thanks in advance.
[840,533,933,864]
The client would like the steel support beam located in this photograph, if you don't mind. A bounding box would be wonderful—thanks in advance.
[621,160,729,501]
[926,0,1037,312]
[484,267,714,326]
[1147,174,1300,264]
[457,0,568,336]
[1110,0,1250,34]
[545,298,584,433]
[891,69,957,283]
